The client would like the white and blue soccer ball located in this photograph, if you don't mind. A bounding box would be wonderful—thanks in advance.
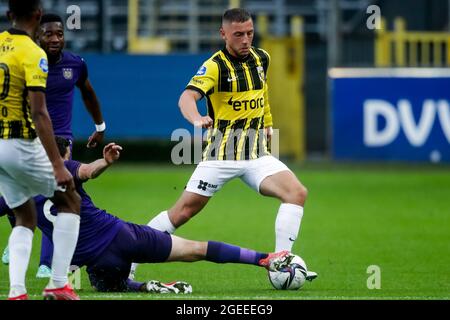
[268,254,307,290]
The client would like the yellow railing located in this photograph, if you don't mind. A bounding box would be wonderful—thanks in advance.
[229,0,240,8]
[128,0,170,54]
[375,17,450,67]
[128,0,241,54]
[258,15,305,161]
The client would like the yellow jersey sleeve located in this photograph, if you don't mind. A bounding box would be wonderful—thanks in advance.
[261,50,273,127]
[263,83,273,127]
[186,59,218,96]
[23,47,48,90]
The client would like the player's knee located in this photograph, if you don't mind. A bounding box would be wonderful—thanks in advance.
[53,190,81,214]
[64,191,81,213]
[191,241,207,259]
[183,241,206,261]
[13,202,37,230]
[14,216,36,231]
[72,191,81,210]
[285,184,308,206]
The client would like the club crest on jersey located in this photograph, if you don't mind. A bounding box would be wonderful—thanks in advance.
[196,66,207,76]
[39,58,48,73]
[63,68,73,80]
[257,66,266,82]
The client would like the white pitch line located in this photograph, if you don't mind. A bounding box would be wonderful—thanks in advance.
[0,294,447,300]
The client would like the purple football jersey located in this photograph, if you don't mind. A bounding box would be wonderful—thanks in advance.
[33,160,125,266]
[46,51,88,140]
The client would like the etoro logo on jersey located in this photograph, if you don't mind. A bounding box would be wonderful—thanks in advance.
[227,97,264,112]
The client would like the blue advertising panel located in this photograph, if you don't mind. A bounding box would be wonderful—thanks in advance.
[330,69,450,162]
[72,54,210,139]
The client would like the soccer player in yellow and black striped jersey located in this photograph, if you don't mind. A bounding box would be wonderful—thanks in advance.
[0,0,81,300]
[186,43,272,161]
[130,8,317,282]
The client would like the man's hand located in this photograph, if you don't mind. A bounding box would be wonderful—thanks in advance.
[103,143,123,165]
[87,131,104,148]
[193,116,213,129]
[265,127,273,151]
[265,127,273,139]
[54,164,75,191]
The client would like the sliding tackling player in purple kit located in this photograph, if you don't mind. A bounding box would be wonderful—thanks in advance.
[0,137,293,294]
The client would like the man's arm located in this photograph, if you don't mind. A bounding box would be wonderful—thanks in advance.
[178,89,213,128]
[77,143,122,180]
[29,91,74,190]
[263,84,274,139]
[78,79,105,148]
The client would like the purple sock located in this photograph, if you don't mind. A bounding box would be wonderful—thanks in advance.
[39,233,53,267]
[206,241,268,266]
[126,279,145,292]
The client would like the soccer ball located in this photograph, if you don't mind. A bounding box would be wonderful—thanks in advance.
[268,254,307,290]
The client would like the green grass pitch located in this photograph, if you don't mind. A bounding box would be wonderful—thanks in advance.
[0,164,449,300]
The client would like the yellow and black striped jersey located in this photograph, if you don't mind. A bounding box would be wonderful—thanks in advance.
[186,47,273,161]
[0,28,48,139]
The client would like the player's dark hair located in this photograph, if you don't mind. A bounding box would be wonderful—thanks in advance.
[8,0,41,20]
[40,13,64,25]
[222,8,252,24]
[55,136,70,157]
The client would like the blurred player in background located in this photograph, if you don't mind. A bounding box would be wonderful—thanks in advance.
[0,137,293,294]
[130,8,316,280]
[0,0,80,300]
[38,13,105,149]
[1,13,106,279]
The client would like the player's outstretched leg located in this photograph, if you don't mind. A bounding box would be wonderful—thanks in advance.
[259,170,307,253]
[168,236,292,272]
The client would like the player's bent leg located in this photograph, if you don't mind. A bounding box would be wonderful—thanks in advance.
[167,191,210,227]
[259,170,307,206]
[129,192,210,279]
[132,161,234,279]
[165,161,233,228]
[259,170,307,253]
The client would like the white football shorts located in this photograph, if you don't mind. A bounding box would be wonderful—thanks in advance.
[0,138,58,208]
[185,155,291,197]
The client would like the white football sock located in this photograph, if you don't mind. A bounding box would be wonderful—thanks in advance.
[275,203,304,252]
[51,213,80,288]
[8,226,33,298]
[129,211,176,278]
[148,211,176,233]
